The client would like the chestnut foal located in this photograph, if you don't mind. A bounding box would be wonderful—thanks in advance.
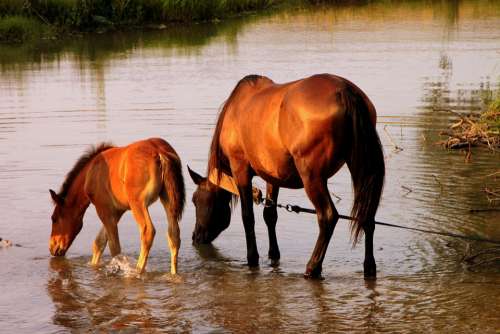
[49,138,185,274]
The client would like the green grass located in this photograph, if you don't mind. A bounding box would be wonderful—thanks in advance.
[0,15,49,43]
[0,0,278,42]
[0,0,26,16]
[481,98,500,134]
[29,0,277,27]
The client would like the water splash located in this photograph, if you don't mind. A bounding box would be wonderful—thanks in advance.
[104,255,138,277]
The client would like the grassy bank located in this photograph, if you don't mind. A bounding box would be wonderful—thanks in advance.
[0,14,50,43]
[481,98,500,134]
[0,0,279,43]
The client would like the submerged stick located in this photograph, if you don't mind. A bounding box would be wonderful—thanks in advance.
[383,125,403,152]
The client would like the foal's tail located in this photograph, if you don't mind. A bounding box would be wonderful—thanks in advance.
[159,153,185,222]
[340,84,385,245]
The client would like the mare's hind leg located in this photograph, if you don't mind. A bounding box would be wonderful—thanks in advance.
[264,183,280,266]
[301,177,339,279]
[91,227,108,265]
[160,196,180,275]
[363,221,376,278]
[129,202,156,273]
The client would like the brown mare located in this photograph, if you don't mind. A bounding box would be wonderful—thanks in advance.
[49,138,185,274]
[189,74,385,279]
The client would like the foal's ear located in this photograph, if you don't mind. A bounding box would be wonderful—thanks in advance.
[49,189,63,205]
[187,165,205,185]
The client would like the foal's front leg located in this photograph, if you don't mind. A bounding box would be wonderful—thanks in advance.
[94,207,123,260]
[91,227,107,265]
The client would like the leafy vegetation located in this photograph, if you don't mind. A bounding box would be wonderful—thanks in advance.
[0,15,49,43]
[0,0,279,43]
[481,98,500,134]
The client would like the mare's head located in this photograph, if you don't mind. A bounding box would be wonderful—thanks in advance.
[49,190,84,256]
[188,167,233,244]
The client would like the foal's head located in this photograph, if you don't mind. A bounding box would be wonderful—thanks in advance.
[188,167,233,244]
[49,190,84,256]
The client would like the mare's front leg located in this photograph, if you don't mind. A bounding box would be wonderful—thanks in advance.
[264,183,280,266]
[232,164,259,267]
[301,177,338,279]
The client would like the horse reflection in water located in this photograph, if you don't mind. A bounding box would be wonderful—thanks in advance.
[190,74,385,279]
[49,138,185,274]
[47,257,159,331]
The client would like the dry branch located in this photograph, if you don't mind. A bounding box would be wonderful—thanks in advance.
[438,112,500,151]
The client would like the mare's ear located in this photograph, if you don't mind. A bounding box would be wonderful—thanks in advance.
[49,189,63,205]
[187,165,205,185]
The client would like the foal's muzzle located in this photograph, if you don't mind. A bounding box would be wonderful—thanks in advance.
[49,241,67,256]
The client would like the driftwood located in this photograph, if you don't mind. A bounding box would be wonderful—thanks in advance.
[462,244,500,269]
[437,112,500,151]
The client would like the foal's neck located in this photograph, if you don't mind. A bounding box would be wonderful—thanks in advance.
[65,165,91,214]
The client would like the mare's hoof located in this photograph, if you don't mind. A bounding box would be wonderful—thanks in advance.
[270,258,280,267]
[247,257,260,268]
[363,263,377,280]
[364,271,377,280]
[268,251,280,268]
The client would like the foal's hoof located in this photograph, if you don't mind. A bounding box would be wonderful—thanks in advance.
[304,267,323,280]
[270,258,280,268]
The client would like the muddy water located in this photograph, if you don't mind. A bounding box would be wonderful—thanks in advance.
[1,1,499,333]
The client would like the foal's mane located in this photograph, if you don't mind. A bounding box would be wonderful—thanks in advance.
[58,143,114,199]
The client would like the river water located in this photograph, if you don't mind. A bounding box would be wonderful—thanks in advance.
[1,1,499,333]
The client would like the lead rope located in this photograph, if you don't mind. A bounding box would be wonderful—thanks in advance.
[252,192,500,245]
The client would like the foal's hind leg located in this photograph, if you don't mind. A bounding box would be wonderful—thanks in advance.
[301,177,338,279]
[130,202,156,273]
[160,196,180,275]
[264,183,280,266]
